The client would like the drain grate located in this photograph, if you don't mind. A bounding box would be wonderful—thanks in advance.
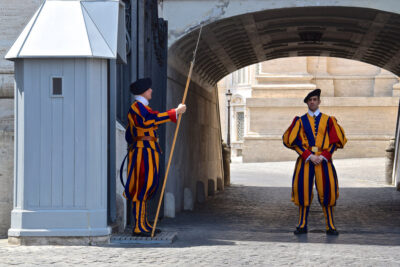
[111,232,177,244]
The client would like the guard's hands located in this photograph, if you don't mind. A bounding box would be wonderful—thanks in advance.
[176,104,187,114]
[310,154,322,165]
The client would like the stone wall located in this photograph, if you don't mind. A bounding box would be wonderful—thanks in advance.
[243,97,398,162]
[0,0,43,98]
[0,104,13,237]
[163,0,400,47]
[0,0,42,237]
[165,66,224,217]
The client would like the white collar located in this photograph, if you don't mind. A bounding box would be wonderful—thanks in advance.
[308,109,320,117]
[134,95,149,106]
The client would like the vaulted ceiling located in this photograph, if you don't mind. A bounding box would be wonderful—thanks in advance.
[169,6,400,86]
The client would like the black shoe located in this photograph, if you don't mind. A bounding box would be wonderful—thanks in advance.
[293,227,307,235]
[326,229,339,236]
[132,231,152,237]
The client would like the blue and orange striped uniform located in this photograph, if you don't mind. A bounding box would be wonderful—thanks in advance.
[124,100,177,234]
[283,113,346,231]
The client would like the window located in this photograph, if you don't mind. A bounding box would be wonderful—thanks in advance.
[238,69,243,84]
[236,112,244,141]
[51,77,63,97]
[236,67,248,84]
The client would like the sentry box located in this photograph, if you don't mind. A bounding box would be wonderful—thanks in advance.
[5,0,126,244]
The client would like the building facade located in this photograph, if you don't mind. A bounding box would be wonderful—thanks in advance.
[218,57,400,162]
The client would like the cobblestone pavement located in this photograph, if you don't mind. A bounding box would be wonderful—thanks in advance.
[1,158,400,266]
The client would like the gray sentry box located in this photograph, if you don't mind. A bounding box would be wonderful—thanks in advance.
[5,0,126,244]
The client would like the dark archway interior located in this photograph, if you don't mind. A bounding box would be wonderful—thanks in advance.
[169,6,400,86]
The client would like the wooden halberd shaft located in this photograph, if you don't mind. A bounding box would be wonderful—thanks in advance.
[151,26,203,238]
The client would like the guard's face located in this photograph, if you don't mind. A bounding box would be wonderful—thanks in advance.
[142,88,153,100]
[307,96,321,112]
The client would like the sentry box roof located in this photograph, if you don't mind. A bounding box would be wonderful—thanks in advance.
[5,0,126,62]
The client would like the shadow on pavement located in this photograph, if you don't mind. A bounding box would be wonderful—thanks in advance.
[115,185,400,248]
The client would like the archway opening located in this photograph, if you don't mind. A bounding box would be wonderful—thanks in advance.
[161,5,400,242]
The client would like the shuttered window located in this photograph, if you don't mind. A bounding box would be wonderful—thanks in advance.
[236,112,244,141]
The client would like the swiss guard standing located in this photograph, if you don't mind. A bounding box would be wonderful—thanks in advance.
[123,78,186,236]
[282,89,346,235]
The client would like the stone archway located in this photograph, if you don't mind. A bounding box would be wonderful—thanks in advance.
[168,6,400,85]
[161,5,400,216]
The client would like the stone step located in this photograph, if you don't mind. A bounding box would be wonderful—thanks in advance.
[246,96,400,107]
[251,83,317,98]
[256,74,314,82]
[252,83,316,90]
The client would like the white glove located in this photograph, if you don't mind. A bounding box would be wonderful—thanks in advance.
[176,104,187,114]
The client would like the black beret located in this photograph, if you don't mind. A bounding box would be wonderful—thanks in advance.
[304,89,321,103]
[130,78,152,95]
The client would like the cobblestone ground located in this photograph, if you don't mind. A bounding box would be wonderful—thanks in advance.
[1,158,400,266]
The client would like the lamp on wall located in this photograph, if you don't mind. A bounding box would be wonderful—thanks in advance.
[226,89,233,147]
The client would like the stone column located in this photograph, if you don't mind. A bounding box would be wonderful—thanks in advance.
[374,69,398,97]
[392,79,400,97]
[308,57,334,96]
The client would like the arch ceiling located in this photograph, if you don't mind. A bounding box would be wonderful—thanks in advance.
[169,6,400,86]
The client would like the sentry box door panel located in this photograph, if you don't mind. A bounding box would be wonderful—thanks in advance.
[19,59,107,210]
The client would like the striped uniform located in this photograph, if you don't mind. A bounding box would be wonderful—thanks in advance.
[283,113,346,230]
[125,100,177,234]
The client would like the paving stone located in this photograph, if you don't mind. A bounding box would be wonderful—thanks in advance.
[0,158,399,266]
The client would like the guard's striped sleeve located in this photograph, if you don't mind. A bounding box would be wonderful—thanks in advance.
[282,117,311,160]
[321,116,347,160]
[130,102,177,129]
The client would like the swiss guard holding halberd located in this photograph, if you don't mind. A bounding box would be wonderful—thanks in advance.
[123,78,186,237]
[282,89,347,235]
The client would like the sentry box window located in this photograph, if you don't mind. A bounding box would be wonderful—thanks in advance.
[51,77,63,97]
